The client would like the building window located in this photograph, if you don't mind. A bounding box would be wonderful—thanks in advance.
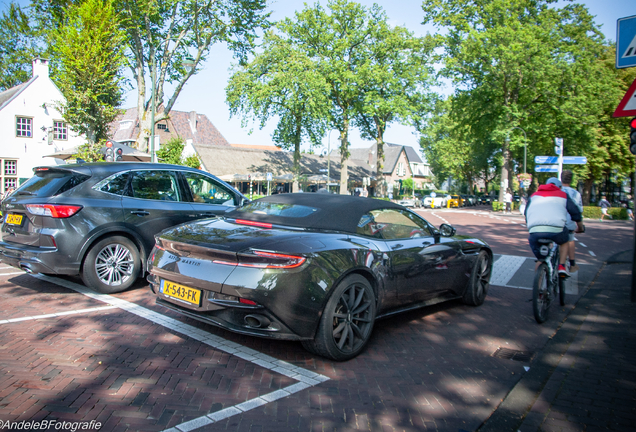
[1,159,18,194]
[397,162,404,177]
[16,117,32,137]
[4,160,17,175]
[53,121,68,140]
[157,124,167,130]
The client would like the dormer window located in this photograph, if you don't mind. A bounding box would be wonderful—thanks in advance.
[118,120,133,131]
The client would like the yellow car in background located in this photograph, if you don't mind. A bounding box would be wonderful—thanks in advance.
[447,195,463,208]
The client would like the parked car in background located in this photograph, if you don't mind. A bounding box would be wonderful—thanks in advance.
[422,194,449,208]
[147,194,492,361]
[447,195,463,208]
[0,162,248,294]
[398,196,421,208]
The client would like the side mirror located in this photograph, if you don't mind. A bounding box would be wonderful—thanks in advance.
[439,223,456,237]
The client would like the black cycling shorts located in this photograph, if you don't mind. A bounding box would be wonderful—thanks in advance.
[528,227,569,260]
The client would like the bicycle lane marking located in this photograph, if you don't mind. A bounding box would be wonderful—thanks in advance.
[32,274,329,432]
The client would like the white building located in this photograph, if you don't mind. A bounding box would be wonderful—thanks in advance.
[0,59,85,193]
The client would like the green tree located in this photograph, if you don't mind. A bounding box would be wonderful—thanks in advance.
[353,24,436,196]
[226,29,329,191]
[49,0,126,143]
[0,2,38,90]
[156,137,201,168]
[279,0,389,194]
[422,0,611,201]
[72,140,105,163]
[29,0,270,151]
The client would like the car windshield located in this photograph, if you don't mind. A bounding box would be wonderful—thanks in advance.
[15,169,89,197]
[235,201,318,218]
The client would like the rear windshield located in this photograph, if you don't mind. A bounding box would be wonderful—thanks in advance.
[16,170,90,198]
[234,201,318,218]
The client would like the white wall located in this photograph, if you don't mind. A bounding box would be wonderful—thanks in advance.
[0,60,85,183]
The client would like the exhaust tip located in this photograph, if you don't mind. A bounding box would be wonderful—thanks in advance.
[244,314,271,329]
[20,265,33,274]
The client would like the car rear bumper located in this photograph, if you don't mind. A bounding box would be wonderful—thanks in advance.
[0,241,79,275]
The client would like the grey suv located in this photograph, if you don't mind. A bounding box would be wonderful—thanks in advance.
[0,162,248,293]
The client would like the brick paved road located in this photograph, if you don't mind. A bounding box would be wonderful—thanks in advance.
[0,210,630,431]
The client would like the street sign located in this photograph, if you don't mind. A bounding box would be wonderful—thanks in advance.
[562,156,587,164]
[613,77,636,117]
[266,172,272,181]
[535,165,559,172]
[535,156,558,164]
[535,156,587,164]
[617,15,636,69]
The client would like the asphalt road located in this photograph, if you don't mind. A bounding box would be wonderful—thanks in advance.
[0,207,632,432]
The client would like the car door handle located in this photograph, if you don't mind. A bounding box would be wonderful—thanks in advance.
[130,210,150,216]
[391,244,403,249]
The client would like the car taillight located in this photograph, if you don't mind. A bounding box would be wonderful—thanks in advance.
[25,204,83,218]
[240,250,306,269]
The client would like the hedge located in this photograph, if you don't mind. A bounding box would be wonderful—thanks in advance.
[582,206,628,220]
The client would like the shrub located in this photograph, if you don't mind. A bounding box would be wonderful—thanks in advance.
[492,202,504,212]
[581,206,627,220]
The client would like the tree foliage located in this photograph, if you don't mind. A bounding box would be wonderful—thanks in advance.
[0,2,38,91]
[72,140,105,163]
[156,136,201,168]
[49,0,126,143]
[421,0,618,200]
[226,29,330,186]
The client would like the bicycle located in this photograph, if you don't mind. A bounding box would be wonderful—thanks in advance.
[532,239,566,323]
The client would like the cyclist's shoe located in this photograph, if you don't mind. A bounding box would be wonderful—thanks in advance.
[558,264,570,278]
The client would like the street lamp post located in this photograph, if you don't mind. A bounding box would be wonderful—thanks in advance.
[149,53,195,163]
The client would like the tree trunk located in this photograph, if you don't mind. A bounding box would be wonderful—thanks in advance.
[499,136,510,202]
[339,119,350,195]
[582,178,594,206]
[292,125,301,193]
[376,137,385,197]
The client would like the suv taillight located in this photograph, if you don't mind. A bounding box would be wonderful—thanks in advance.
[26,204,83,218]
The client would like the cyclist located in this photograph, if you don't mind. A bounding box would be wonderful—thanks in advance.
[525,177,584,277]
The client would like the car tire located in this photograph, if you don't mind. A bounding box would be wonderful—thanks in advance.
[81,236,140,294]
[302,274,376,361]
[462,251,490,306]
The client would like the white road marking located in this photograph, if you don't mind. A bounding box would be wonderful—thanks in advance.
[30,274,329,432]
[589,251,596,257]
[491,255,527,286]
[579,243,587,248]
[0,305,118,324]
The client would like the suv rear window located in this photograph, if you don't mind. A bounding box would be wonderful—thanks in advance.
[16,170,90,197]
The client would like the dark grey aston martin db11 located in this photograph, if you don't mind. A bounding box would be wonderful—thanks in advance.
[147,194,492,361]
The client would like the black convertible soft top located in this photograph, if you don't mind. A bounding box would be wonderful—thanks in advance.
[226,193,404,233]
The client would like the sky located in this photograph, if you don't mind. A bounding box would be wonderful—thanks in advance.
[7,0,630,155]
[142,0,630,156]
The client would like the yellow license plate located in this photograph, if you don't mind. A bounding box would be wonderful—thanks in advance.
[160,280,201,306]
[5,214,23,225]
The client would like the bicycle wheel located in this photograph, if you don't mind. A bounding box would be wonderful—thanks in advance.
[533,262,550,323]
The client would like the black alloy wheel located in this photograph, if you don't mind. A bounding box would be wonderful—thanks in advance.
[462,251,491,306]
[81,236,140,294]
[302,274,376,361]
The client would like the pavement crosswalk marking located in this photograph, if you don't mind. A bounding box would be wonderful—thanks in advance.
[491,255,527,286]
[0,305,118,324]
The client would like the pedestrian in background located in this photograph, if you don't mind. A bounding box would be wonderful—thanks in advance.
[504,189,512,214]
[599,195,611,221]
[626,194,634,221]
[519,194,527,215]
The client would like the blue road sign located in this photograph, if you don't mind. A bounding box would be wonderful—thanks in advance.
[535,165,559,173]
[535,156,558,164]
[562,156,587,165]
[617,15,636,69]
[535,156,587,165]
